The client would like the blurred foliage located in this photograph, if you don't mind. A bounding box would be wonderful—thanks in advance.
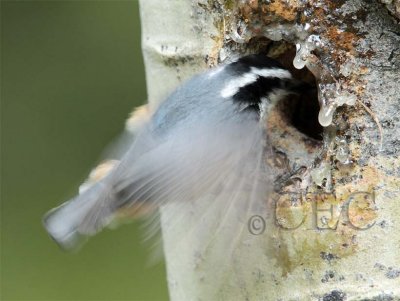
[1,1,168,300]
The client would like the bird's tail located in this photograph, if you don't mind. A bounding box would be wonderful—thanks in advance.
[43,181,114,251]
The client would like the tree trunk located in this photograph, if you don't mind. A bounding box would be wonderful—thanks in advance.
[139,0,400,300]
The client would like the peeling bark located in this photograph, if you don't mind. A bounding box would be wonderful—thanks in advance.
[139,0,400,300]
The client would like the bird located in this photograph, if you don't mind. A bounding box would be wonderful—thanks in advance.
[43,54,306,251]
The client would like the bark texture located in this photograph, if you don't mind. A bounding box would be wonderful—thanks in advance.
[139,0,400,300]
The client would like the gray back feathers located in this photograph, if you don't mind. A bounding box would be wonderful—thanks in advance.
[43,54,292,251]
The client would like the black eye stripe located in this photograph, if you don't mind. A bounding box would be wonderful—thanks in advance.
[232,77,284,105]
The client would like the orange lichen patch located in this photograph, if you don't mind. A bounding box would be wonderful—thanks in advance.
[358,166,380,188]
[240,2,257,21]
[309,192,340,205]
[324,27,359,53]
[334,165,379,228]
[248,0,259,10]
[335,166,380,196]
[333,156,398,230]
[271,215,359,276]
[264,0,300,21]
[312,7,329,24]
[269,182,366,275]
[347,191,378,229]
[370,157,400,194]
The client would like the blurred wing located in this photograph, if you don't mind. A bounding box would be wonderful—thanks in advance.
[155,117,272,292]
[44,112,271,251]
[113,113,271,244]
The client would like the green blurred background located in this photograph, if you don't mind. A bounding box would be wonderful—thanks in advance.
[1,1,168,300]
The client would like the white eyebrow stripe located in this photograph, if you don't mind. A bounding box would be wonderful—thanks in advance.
[250,67,292,79]
[220,72,258,98]
[220,67,292,98]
